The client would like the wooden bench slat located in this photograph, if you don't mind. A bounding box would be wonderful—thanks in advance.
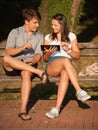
[0,50,5,57]
[47,76,98,82]
[0,42,98,57]
[0,52,98,57]
[0,75,40,82]
[79,42,98,49]
[81,49,98,56]
[0,42,98,49]
[78,76,98,82]
[0,75,98,82]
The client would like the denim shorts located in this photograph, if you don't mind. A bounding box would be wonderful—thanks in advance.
[46,56,65,68]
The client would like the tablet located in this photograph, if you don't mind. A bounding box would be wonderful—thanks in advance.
[41,45,60,51]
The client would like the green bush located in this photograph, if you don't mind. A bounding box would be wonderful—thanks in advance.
[48,0,85,32]
[48,0,73,30]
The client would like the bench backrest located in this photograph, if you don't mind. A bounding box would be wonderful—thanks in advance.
[0,42,98,57]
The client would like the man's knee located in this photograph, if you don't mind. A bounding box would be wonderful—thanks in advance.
[2,55,10,63]
[21,71,32,79]
[2,55,13,71]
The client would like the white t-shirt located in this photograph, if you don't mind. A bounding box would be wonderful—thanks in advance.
[44,32,77,59]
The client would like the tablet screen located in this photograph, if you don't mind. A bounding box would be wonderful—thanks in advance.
[41,45,60,51]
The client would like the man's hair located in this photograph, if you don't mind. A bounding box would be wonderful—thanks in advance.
[22,8,41,22]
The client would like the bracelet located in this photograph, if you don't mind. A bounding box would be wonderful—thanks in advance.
[67,49,72,54]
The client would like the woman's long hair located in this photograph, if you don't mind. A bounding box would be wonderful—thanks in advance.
[51,13,69,42]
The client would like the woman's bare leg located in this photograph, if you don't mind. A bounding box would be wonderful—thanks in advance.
[47,58,81,92]
[56,69,69,109]
[61,58,81,92]
[45,58,91,118]
[46,63,69,118]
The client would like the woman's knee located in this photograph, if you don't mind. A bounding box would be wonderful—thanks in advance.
[60,69,69,80]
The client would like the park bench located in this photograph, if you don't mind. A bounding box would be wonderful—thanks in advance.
[0,42,98,83]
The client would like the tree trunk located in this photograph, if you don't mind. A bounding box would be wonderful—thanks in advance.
[70,0,82,31]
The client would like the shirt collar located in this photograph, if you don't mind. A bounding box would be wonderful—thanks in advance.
[23,26,37,35]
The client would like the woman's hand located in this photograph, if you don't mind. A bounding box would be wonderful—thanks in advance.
[61,41,71,52]
[43,46,57,62]
[44,46,57,55]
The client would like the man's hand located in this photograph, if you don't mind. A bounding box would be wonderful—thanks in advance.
[26,54,41,65]
[26,61,33,65]
[22,42,32,50]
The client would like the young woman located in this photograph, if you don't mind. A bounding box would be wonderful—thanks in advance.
[43,13,91,119]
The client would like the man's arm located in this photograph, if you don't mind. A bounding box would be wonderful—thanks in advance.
[6,42,32,56]
[6,47,23,56]
[26,54,42,65]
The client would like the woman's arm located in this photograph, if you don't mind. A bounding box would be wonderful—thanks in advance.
[61,39,80,59]
[68,39,81,59]
[43,40,51,62]
[43,40,57,62]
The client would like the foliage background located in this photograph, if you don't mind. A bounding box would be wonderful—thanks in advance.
[48,0,73,30]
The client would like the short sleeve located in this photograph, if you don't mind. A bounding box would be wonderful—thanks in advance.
[44,34,50,42]
[68,32,77,42]
[34,32,44,55]
[6,29,17,49]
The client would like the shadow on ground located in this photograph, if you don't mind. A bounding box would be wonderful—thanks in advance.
[0,81,98,113]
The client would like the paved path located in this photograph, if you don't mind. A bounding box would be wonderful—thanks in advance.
[0,100,98,130]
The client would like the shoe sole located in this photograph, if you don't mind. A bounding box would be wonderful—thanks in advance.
[45,113,58,119]
[78,95,91,101]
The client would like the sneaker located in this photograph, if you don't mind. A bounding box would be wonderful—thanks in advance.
[45,107,59,119]
[76,89,91,101]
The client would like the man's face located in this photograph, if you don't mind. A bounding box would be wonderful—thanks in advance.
[26,17,40,32]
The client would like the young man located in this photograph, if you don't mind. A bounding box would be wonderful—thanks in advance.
[2,8,47,121]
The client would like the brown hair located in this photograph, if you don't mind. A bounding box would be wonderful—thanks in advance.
[22,8,41,22]
[51,13,69,42]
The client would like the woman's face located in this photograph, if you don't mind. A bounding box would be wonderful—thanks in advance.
[51,19,61,33]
